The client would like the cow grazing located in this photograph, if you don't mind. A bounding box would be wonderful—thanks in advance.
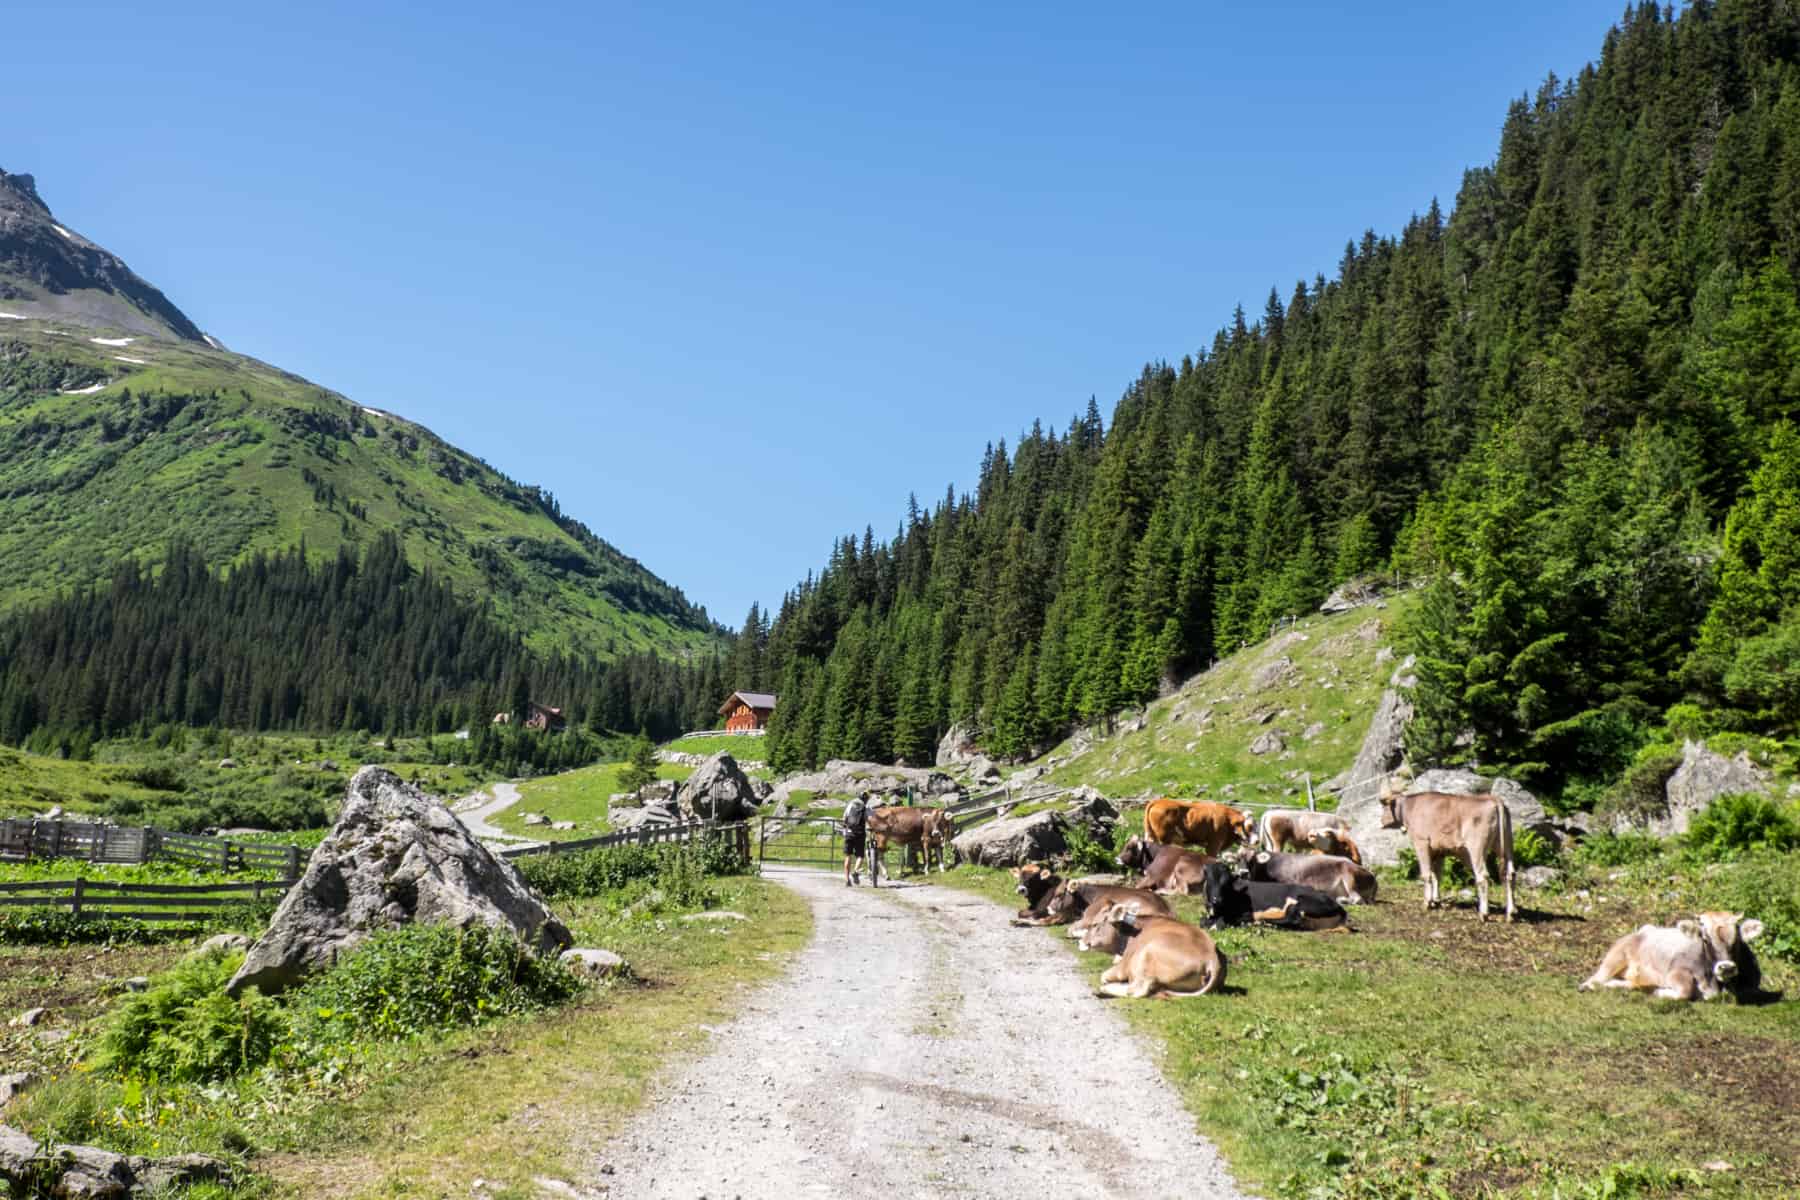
[1247,851,1378,904]
[1580,913,1765,1001]
[867,806,955,884]
[1305,828,1363,866]
[1144,799,1254,855]
[1077,901,1227,999]
[1256,807,1351,852]
[1116,836,1216,895]
[1200,862,1351,932]
[1379,780,1516,921]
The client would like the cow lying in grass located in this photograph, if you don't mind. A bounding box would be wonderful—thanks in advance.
[1116,836,1215,894]
[1247,850,1377,904]
[1200,862,1351,932]
[1009,865,1173,931]
[1257,807,1351,852]
[1580,912,1765,1001]
[1077,900,1226,999]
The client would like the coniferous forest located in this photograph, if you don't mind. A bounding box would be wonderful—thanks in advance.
[0,533,729,753]
[751,1,1800,800]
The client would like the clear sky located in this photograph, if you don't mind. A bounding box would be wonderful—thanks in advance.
[9,0,1629,630]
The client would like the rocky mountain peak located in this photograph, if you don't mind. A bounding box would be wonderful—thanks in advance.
[0,169,51,216]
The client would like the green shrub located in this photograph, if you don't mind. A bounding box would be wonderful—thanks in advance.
[1708,851,1800,964]
[1571,830,1665,868]
[1684,792,1799,862]
[1511,827,1558,868]
[294,923,583,1041]
[96,950,290,1082]
[1594,749,1682,828]
[517,839,745,902]
[1062,820,1122,876]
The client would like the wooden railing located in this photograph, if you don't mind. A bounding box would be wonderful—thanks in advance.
[0,819,304,878]
[0,877,294,922]
[498,819,749,860]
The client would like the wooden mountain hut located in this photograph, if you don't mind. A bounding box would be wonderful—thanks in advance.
[718,691,778,733]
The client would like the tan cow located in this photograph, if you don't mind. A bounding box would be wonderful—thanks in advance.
[1580,913,1764,1001]
[1257,807,1351,852]
[1077,901,1226,999]
[1115,836,1216,895]
[1379,779,1516,921]
[1144,799,1253,855]
[1247,850,1378,904]
[867,806,955,883]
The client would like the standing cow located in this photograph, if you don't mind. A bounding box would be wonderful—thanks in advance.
[1144,799,1253,855]
[866,806,955,885]
[1379,779,1516,921]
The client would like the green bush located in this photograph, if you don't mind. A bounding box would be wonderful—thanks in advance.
[1062,820,1123,876]
[96,950,289,1082]
[1684,792,1799,861]
[1510,827,1558,868]
[517,839,746,902]
[1708,851,1800,964]
[1571,830,1665,868]
[294,923,583,1041]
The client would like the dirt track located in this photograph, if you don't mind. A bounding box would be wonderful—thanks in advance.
[584,868,1248,1200]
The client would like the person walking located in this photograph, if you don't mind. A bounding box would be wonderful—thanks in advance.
[842,791,871,887]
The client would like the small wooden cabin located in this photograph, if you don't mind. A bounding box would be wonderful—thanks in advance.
[718,691,777,733]
[523,702,565,732]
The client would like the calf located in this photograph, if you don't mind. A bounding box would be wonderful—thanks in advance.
[1010,865,1173,932]
[1078,901,1227,999]
[1257,808,1351,852]
[1116,836,1216,895]
[1013,864,1063,920]
[1305,828,1363,866]
[1144,798,1254,855]
[1200,862,1350,932]
[1247,850,1378,904]
[1581,913,1765,1001]
[1379,780,1515,921]
[867,806,955,884]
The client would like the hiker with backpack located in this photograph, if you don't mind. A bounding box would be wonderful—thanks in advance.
[843,791,872,887]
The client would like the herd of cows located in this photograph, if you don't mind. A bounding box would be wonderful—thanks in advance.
[858,780,1769,1004]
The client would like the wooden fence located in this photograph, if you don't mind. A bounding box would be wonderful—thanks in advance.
[0,877,295,922]
[0,819,304,878]
[498,818,749,860]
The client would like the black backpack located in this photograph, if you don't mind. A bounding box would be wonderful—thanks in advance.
[845,799,868,834]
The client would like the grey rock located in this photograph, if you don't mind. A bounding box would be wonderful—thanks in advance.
[967,755,1001,784]
[193,933,251,957]
[1249,730,1286,756]
[1331,671,1418,867]
[1519,866,1563,890]
[679,910,747,922]
[522,812,550,827]
[1631,739,1773,837]
[951,810,1068,868]
[560,948,627,980]
[1301,721,1326,741]
[8,1008,44,1028]
[123,977,149,993]
[550,821,577,831]
[677,753,759,822]
[226,766,570,996]
[0,1073,28,1106]
[935,723,980,767]
[1250,656,1296,693]
[0,1122,226,1197]
[1319,577,1386,615]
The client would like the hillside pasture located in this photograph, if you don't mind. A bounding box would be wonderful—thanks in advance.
[944,848,1800,1199]
[487,760,695,840]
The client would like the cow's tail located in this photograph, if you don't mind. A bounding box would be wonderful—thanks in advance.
[1496,798,1516,917]
[1200,952,1226,995]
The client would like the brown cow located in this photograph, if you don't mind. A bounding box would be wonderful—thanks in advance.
[1077,901,1226,999]
[1246,850,1377,904]
[1379,780,1515,921]
[1144,799,1253,855]
[1304,828,1364,866]
[1013,863,1063,919]
[1580,913,1764,1001]
[1116,836,1216,895]
[1257,808,1351,852]
[867,806,955,884]
[1009,866,1174,932]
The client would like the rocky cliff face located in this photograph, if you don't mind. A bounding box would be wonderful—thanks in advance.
[0,168,204,340]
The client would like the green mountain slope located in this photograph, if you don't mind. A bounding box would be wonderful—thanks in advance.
[0,170,715,660]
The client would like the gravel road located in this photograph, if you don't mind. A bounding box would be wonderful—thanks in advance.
[451,782,538,846]
[583,868,1248,1200]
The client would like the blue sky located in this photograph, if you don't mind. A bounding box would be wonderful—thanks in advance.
[9,0,1628,629]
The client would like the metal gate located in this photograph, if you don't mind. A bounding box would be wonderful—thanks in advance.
[756,815,842,869]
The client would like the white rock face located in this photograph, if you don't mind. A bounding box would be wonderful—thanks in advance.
[226,766,570,996]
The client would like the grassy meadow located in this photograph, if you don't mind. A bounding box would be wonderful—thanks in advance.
[486,759,696,840]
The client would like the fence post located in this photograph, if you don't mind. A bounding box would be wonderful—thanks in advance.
[218,841,230,872]
[70,876,85,919]
[1306,773,1315,811]
[49,821,64,860]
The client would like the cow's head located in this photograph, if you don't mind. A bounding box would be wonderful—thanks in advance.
[1014,863,1061,905]
[1246,851,1275,882]
[1078,900,1144,954]
[1228,809,1254,843]
[1116,836,1154,871]
[1378,779,1406,829]
[1200,861,1236,915]
[1694,911,1764,990]
[1307,829,1348,856]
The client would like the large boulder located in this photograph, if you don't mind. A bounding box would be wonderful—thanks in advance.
[1633,739,1773,837]
[936,723,980,767]
[226,767,570,997]
[952,810,1068,867]
[1330,659,1417,866]
[967,755,1001,785]
[676,753,758,822]
[1,1123,225,1197]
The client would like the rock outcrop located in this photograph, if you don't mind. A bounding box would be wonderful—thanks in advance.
[1330,657,1417,866]
[226,767,570,997]
[676,753,759,822]
[766,761,959,808]
[936,723,980,767]
[1,1123,225,1198]
[951,810,1068,867]
[1632,739,1773,837]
